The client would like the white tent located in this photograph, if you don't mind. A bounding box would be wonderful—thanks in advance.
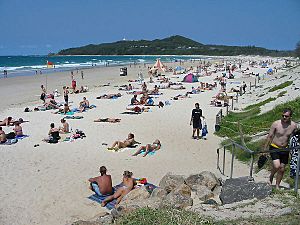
[149,58,166,73]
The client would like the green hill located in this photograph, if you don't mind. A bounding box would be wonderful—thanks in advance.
[57,35,292,56]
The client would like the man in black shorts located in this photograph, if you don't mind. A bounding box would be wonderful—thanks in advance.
[190,103,204,139]
[264,108,297,189]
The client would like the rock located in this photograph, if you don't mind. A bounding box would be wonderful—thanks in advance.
[112,197,162,219]
[159,173,185,193]
[71,221,102,225]
[150,187,168,198]
[195,185,214,201]
[219,176,272,204]
[163,184,193,209]
[122,186,150,202]
[95,215,113,224]
[185,171,219,191]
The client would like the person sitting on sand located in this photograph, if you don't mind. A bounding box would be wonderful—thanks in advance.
[141,82,147,92]
[53,103,71,114]
[0,117,14,126]
[79,97,90,112]
[59,118,69,133]
[149,85,159,94]
[88,166,113,196]
[0,127,7,143]
[108,133,135,151]
[43,123,60,143]
[132,139,161,157]
[13,122,23,136]
[130,94,139,105]
[101,171,135,207]
[94,118,121,123]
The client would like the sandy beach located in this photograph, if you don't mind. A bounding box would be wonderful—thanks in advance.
[0,56,299,225]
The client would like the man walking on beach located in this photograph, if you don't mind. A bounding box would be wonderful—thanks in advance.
[264,108,297,189]
[190,103,204,140]
[88,166,113,196]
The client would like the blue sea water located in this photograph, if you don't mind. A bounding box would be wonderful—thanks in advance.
[0,55,207,78]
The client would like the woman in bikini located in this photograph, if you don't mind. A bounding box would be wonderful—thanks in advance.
[13,122,23,136]
[108,133,135,151]
[101,171,135,207]
[132,139,161,157]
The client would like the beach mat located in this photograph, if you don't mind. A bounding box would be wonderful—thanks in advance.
[64,116,84,120]
[15,135,29,140]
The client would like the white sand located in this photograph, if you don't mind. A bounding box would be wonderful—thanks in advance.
[0,57,298,225]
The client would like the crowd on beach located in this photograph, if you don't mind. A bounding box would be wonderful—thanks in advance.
[1,57,300,213]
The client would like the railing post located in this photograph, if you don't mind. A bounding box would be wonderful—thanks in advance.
[254,78,257,88]
[294,151,300,195]
[230,144,235,179]
[250,154,254,178]
[236,93,238,103]
[231,97,234,110]
[250,82,252,90]
[223,146,226,175]
[217,148,219,170]
[226,105,229,115]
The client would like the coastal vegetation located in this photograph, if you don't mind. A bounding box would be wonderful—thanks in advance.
[57,35,293,57]
[244,97,276,111]
[268,81,293,92]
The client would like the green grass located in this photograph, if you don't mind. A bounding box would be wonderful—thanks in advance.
[278,91,287,97]
[269,81,293,92]
[244,97,276,111]
[216,97,300,139]
[115,207,214,225]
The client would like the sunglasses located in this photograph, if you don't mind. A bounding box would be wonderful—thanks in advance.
[282,115,290,118]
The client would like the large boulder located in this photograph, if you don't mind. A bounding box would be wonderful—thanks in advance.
[220,176,272,204]
[112,197,162,219]
[150,187,168,198]
[195,185,214,201]
[185,171,220,191]
[159,173,185,193]
[163,183,193,209]
[122,186,150,202]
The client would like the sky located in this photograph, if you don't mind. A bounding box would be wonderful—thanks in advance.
[0,0,299,55]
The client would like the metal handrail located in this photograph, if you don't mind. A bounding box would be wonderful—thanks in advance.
[217,141,300,195]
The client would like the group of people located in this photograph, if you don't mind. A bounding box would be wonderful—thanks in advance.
[0,117,24,143]
[88,166,135,207]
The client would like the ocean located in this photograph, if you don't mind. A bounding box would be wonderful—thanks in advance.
[0,55,208,78]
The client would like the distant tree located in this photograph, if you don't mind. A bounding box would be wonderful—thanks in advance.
[295,41,300,58]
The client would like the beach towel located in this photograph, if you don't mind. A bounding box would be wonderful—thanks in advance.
[137,149,156,156]
[0,139,18,145]
[121,111,141,115]
[15,135,29,140]
[64,116,84,120]
[58,111,74,115]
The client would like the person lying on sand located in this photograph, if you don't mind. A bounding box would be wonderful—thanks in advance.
[101,171,135,207]
[108,133,135,151]
[126,106,150,112]
[96,93,122,99]
[132,139,161,157]
[13,122,23,136]
[53,104,71,114]
[170,85,186,90]
[0,127,7,143]
[0,117,14,126]
[79,97,90,112]
[59,118,69,133]
[88,166,113,196]
[94,118,121,123]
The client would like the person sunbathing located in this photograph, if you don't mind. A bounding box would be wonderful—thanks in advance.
[101,171,135,207]
[108,133,135,151]
[0,117,14,126]
[0,127,7,143]
[170,85,185,90]
[44,96,59,109]
[96,93,122,99]
[79,97,90,112]
[94,118,121,123]
[53,104,71,114]
[126,106,150,112]
[13,122,23,136]
[132,139,161,157]
[59,118,70,133]
[43,123,60,143]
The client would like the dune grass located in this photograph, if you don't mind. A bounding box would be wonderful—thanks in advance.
[278,91,287,97]
[244,97,276,111]
[269,81,293,92]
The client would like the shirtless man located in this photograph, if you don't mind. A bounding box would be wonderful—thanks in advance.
[108,133,135,151]
[0,117,14,126]
[88,166,113,196]
[101,171,135,207]
[63,86,69,104]
[59,119,69,133]
[0,127,7,143]
[79,97,89,112]
[264,108,297,189]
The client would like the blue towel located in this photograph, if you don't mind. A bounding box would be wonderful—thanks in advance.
[15,135,29,140]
